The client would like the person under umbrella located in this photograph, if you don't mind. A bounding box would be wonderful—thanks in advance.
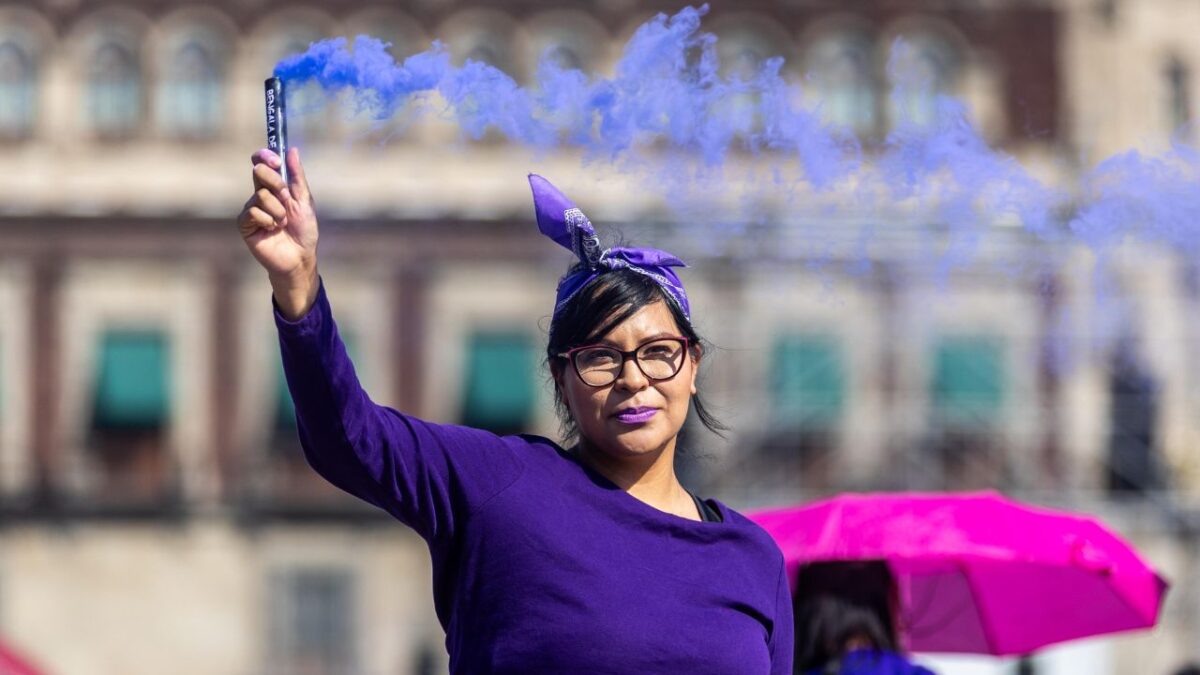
[754,491,1167,657]
[795,561,935,675]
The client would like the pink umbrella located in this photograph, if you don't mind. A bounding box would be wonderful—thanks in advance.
[750,491,1168,656]
[0,640,44,675]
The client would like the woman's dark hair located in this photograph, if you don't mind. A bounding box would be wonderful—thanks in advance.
[793,561,899,673]
[545,265,727,444]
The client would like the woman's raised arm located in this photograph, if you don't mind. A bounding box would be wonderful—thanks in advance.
[237,149,527,544]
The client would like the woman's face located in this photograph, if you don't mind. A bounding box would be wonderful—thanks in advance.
[555,300,700,461]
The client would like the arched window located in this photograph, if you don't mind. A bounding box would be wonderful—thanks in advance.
[720,41,769,139]
[0,36,36,138]
[711,18,792,142]
[463,40,512,75]
[715,18,791,83]
[726,44,766,81]
[442,12,518,78]
[439,11,520,141]
[87,40,142,138]
[885,33,959,130]
[542,44,583,72]
[157,33,225,140]
[525,12,607,77]
[805,32,879,137]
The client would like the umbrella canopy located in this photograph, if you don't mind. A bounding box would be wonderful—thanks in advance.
[750,491,1168,656]
[0,640,43,675]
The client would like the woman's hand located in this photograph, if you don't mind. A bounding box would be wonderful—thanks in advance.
[237,147,320,319]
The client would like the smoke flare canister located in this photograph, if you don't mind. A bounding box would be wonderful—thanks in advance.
[264,77,288,183]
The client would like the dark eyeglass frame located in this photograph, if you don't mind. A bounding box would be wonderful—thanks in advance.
[558,336,691,388]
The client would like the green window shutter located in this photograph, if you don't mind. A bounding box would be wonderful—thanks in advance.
[461,331,536,434]
[92,330,170,429]
[771,335,844,425]
[276,333,360,429]
[931,336,1005,424]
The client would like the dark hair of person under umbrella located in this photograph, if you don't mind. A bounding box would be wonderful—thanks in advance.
[793,561,900,674]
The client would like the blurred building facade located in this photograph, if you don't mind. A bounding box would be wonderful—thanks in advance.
[0,0,1198,673]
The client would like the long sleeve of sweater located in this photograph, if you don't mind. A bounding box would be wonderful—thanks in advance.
[273,279,526,545]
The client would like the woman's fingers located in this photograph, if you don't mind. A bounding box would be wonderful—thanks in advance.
[250,148,312,215]
[285,147,312,205]
[252,161,287,197]
[239,205,278,233]
[250,148,282,169]
[255,188,287,223]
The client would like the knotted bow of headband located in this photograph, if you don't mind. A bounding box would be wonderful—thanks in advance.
[529,174,692,326]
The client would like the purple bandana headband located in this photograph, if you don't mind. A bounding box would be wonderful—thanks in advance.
[529,174,692,327]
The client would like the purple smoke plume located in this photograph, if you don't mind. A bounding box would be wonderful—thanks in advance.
[275,6,852,187]
[274,5,1200,283]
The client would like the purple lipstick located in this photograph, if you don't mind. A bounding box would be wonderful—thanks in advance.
[614,407,657,424]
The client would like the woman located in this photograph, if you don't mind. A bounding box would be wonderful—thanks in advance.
[793,562,934,675]
[236,147,793,674]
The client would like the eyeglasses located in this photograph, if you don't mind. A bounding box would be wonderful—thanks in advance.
[559,337,690,387]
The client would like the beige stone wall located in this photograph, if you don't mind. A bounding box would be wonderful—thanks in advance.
[1063,0,1200,159]
[0,264,33,496]
[0,523,439,675]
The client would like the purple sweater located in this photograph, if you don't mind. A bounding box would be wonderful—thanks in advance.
[276,282,793,674]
